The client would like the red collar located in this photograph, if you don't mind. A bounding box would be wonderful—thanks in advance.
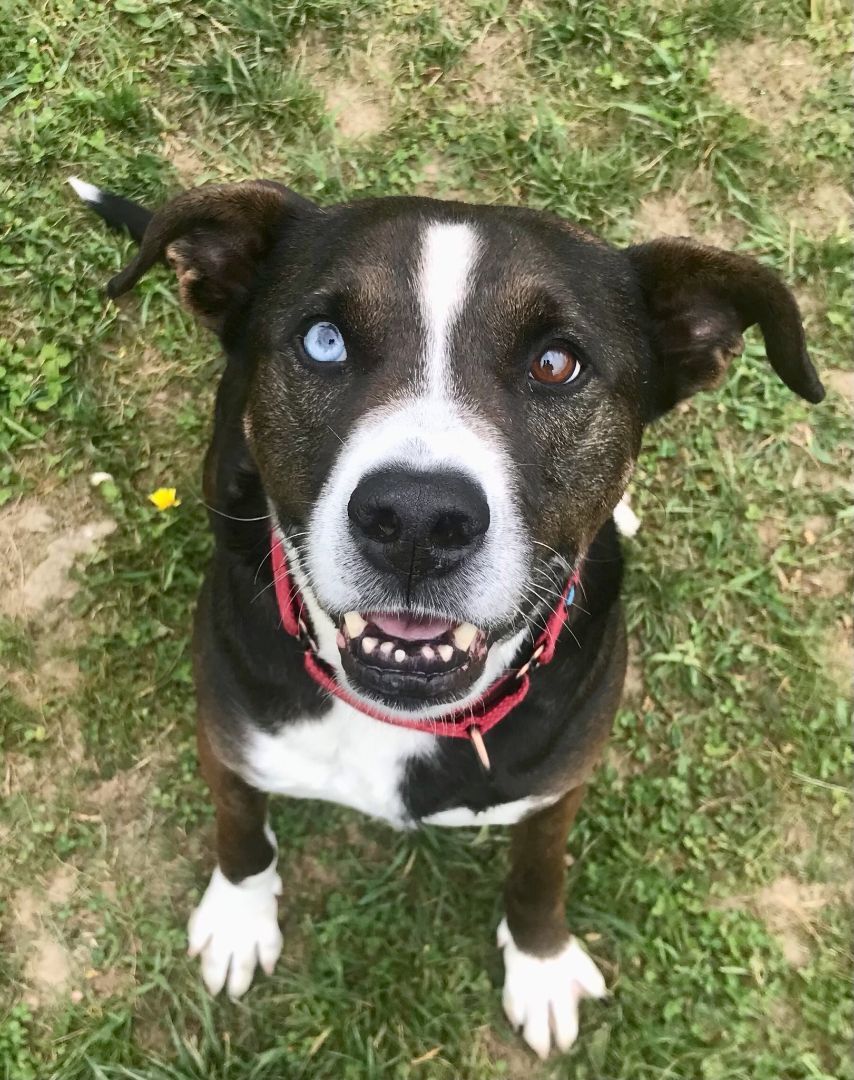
[270,534,580,770]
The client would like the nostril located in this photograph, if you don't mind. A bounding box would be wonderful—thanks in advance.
[431,510,475,549]
[348,481,404,545]
[362,506,400,544]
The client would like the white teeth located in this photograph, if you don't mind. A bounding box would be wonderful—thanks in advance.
[343,611,367,638]
[421,645,435,661]
[437,644,453,663]
[394,648,406,663]
[362,636,378,655]
[380,641,394,657]
[452,622,478,651]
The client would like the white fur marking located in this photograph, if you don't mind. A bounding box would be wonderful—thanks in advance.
[187,856,283,999]
[497,917,607,1059]
[423,794,558,827]
[242,697,436,828]
[67,176,102,204]
[418,222,480,396]
[613,494,641,538]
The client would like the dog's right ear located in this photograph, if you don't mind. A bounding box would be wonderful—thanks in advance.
[107,181,317,330]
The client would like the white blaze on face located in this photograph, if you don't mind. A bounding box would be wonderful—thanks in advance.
[303,218,531,710]
[417,222,481,397]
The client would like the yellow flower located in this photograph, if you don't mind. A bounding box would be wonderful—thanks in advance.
[148,487,181,511]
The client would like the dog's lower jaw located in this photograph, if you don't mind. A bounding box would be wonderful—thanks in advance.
[497,918,607,1059]
[279,529,532,722]
[187,857,283,999]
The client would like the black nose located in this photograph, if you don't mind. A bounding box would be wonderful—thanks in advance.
[347,469,490,577]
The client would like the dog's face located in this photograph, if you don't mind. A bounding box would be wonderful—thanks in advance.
[111,182,823,716]
[248,201,646,710]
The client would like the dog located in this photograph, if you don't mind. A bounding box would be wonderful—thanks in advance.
[71,175,824,1058]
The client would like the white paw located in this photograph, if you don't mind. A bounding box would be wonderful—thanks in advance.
[613,494,641,538]
[497,917,607,1059]
[187,862,283,999]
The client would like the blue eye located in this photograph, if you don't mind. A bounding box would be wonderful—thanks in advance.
[302,321,347,364]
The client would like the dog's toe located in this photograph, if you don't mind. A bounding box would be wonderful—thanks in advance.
[187,864,283,997]
[497,917,606,1059]
[200,940,232,997]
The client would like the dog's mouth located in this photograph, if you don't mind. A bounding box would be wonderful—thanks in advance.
[336,610,489,704]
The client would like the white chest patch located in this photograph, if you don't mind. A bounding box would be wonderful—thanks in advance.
[241,699,433,828]
[421,796,558,827]
[239,700,554,830]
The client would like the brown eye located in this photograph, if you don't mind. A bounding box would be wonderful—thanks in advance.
[529,346,583,386]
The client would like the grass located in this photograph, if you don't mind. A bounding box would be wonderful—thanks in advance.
[0,1,851,1077]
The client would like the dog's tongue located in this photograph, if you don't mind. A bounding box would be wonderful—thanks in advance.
[370,613,454,641]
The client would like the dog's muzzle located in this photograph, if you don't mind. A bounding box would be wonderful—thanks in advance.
[341,467,491,702]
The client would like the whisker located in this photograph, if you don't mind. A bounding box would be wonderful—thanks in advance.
[526,575,565,603]
[201,499,272,523]
[253,544,275,586]
[251,568,301,607]
[531,541,572,572]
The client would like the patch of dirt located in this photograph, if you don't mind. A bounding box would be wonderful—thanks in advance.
[83,760,178,903]
[10,881,75,1005]
[10,888,42,934]
[754,876,839,968]
[802,514,831,542]
[603,745,643,789]
[46,864,78,905]
[3,709,86,803]
[160,134,208,185]
[782,817,814,856]
[779,804,851,885]
[133,1012,174,1057]
[756,518,783,554]
[635,192,692,237]
[794,285,825,324]
[24,937,72,997]
[709,38,823,133]
[324,82,388,139]
[477,1024,539,1079]
[5,654,83,719]
[787,180,852,241]
[633,175,746,247]
[0,496,116,621]
[291,852,341,890]
[825,624,852,691]
[298,37,395,141]
[415,154,468,201]
[823,368,854,407]
[801,565,849,599]
[87,966,135,998]
[717,875,844,968]
[623,637,644,700]
[464,27,525,107]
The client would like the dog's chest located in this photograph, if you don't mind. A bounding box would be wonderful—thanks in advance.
[239,700,555,829]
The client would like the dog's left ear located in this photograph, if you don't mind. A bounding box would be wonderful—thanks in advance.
[626,237,825,418]
[106,180,316,330]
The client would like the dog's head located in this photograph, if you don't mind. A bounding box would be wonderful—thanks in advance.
[109,181,823,717]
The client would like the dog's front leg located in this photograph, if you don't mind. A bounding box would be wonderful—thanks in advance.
[187,724,283,999]
[498,786,607,1058]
